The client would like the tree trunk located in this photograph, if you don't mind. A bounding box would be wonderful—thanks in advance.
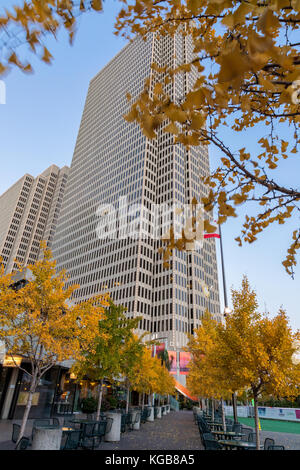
[125,384,130,413]
[17,371,38,446]
[96,378,104,421]
[142,393,145,410]
[254,394,260,450]
[221,398,226,432]
[232,392,238,424]
[211,399,214,421]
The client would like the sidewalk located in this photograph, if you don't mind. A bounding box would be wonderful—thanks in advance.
[0,410,203,451]
[100,410,202,451]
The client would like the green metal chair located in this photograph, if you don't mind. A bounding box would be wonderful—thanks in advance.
[201,432,214,447]
[121,413,131,433]
[12,424,21,444]
[80,423,101,450]
[52,417,60,427]
[94,420,109,441]
[269,445,285,450]
[60,430,82,450]
[264,438,275,450]
[12,424,32,448]
[240,427,252,440]
[141,409,148,423]
[203,437,223,450]
[15,437,30,450]
[232,423,242,433]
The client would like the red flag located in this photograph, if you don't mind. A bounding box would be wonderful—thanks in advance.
[204,221,220,239]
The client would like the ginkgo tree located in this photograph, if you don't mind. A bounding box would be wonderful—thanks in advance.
[128,347,157,409]
[215,277,300,449]
[129,346,175,408]
[187,276,300,450]
[0,1,104,74]
[71,300,141,420]
[186,311,233,430]
[154,356,176,402]
[119,332,147,413]
[0,246,109,444]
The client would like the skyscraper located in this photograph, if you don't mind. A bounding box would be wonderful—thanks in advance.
[0,164,69,273]
[53,33,221,351]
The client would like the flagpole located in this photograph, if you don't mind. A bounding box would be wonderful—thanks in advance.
[219,224,228,310]
[218,223,238,424]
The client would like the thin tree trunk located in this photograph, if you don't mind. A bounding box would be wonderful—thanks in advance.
[125,384,130,413]
[142,393,145,410]
[254,394,260,450]
[17,371,38,446]
[232,392,238,424]
[96,378,104,421]
[221,398,226,432]
[211,399,214,421]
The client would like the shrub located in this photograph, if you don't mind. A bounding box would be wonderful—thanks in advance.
[108,396,118,409]
[80,397,98,414]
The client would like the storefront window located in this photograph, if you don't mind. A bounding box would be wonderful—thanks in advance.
[12,367,58,419]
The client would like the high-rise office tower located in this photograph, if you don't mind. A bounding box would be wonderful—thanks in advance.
[53,34,221,351]
[0,164,69,273]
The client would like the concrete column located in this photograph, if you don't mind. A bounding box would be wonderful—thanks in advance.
[146,406,154,422]
[1,368,18,419]
[156,406,162,419]
[105,412,121,442]
[32,427,62,450]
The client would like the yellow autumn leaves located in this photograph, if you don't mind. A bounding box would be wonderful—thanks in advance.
[0,245,109,369]
[117,0,300,276]
[128,347,175,397]
[186,276,300,447]
[0,1,104,75]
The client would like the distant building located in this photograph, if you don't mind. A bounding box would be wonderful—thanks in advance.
[0,165,69,273]
[0,165,73,420]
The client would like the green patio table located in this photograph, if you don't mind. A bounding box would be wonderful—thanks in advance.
[218,439,257,450]
[207,423,224,431]
[211,431,243,441]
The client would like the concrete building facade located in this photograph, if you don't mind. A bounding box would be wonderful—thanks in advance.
[0,164,69,273]
[52,33,221,352]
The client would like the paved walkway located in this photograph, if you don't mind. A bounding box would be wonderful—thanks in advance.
[101,410,202,451]
[0,410,203,451]
[1,410,298,450]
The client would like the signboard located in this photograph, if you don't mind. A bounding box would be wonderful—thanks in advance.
[3,355,22,367]
[155,343,165,357]
[258,406,300,421]
[168,351,177,374]
[17,392,40,406]
[224,405,300,422]
[179,352,191,375]
[152,343,165,358]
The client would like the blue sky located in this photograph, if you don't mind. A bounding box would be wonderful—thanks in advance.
[0,2,299,330]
